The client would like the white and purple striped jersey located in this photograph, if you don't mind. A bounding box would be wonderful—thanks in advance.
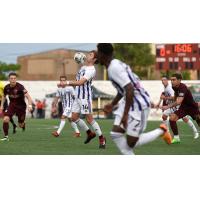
[56,86,75,109]
[108,59,151,111]
[163,84,174,105]
[75,65,96,100]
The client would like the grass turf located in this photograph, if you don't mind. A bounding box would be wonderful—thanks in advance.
[0,119,200,155]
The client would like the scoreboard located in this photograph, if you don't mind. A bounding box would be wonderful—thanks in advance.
[156,44,200,71]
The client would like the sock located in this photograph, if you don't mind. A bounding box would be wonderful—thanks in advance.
[75,119,89,132]
[90,120,102,136]
[187,119,198,134]
[174,135,180,140]
[3,122,9,137]
[135,128,164,147]
[111,132,134,155]
[70,122,80,133]
[169,120,179,137]
[162,120,169,128]
[57,120,66,134]
[10,117,16,126]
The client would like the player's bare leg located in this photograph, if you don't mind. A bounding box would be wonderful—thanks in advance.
[1,116,10,141]
[86,114,106,149]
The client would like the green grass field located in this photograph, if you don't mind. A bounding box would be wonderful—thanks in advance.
[0,119,200,155]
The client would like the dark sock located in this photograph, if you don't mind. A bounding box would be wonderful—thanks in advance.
[3,122,9,136]
[169,120,179,136]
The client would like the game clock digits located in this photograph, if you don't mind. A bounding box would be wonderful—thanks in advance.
[156,44,200,70]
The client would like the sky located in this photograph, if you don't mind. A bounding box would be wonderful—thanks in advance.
[0,43,97,64]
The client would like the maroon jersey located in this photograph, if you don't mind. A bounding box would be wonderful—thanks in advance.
[4,82,27,108]
[172,83,198,109]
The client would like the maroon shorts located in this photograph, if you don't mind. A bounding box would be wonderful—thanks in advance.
[174,105,200,120]
[4,104,26,123]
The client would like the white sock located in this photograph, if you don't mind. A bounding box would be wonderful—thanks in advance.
[135,128,164,148]
[57,120,66,134]
[163,120,169,128]
[174,135,180,140]
[90,120,102,136]
[187,119,198,134]
[75,119,89,132]
[70,122,80,133]
[111,132,134,155]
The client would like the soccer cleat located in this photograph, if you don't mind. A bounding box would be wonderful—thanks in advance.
[194,132,199,139]
[0,136,9,142]
[84,132,96,144]
[13,124,17,134]
[52,131,60,137]
[171,138,181,144]
[160,124,172,145]
[99,136,106,149]
[73,132,81,138]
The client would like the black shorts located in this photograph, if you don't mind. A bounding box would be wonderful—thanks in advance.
[174,105,200,120]
[4,103,26,123]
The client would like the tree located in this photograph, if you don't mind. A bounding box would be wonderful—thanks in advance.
[113,43,155,79]
[0,61,21,80]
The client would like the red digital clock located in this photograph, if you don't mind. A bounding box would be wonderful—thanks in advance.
[174,44,192,53]
[156,44,200,71]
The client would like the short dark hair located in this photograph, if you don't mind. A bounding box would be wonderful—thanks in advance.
[90,50,99,64]
[8,72,17,77]
[97,43,114,56]
[60,75,67,80]
[171,73,182,80]
[161,75,169,79]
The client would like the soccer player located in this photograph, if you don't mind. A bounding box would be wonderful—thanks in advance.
[96,43,172,155]
[156,76,199,142]
[0,72,33,141]
[52,76,80,137]
[0,80,17,133]
[59,50,106,149]
[162,73,200,143]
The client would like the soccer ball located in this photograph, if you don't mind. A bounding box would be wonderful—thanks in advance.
[74,52,86,64]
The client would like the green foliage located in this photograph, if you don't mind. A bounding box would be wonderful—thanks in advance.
[0,61,20,80]
[161,70,191,80]
[113,43,155,79]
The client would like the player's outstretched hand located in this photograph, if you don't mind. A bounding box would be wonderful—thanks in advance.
[28,105,33,112]
[103,104,113,115]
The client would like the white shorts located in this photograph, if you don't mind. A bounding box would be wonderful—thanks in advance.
[71,98,93,114]
[62,107,72,118]
[113,102,150,137]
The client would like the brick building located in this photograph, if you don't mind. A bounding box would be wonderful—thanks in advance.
[17,49,104,80]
